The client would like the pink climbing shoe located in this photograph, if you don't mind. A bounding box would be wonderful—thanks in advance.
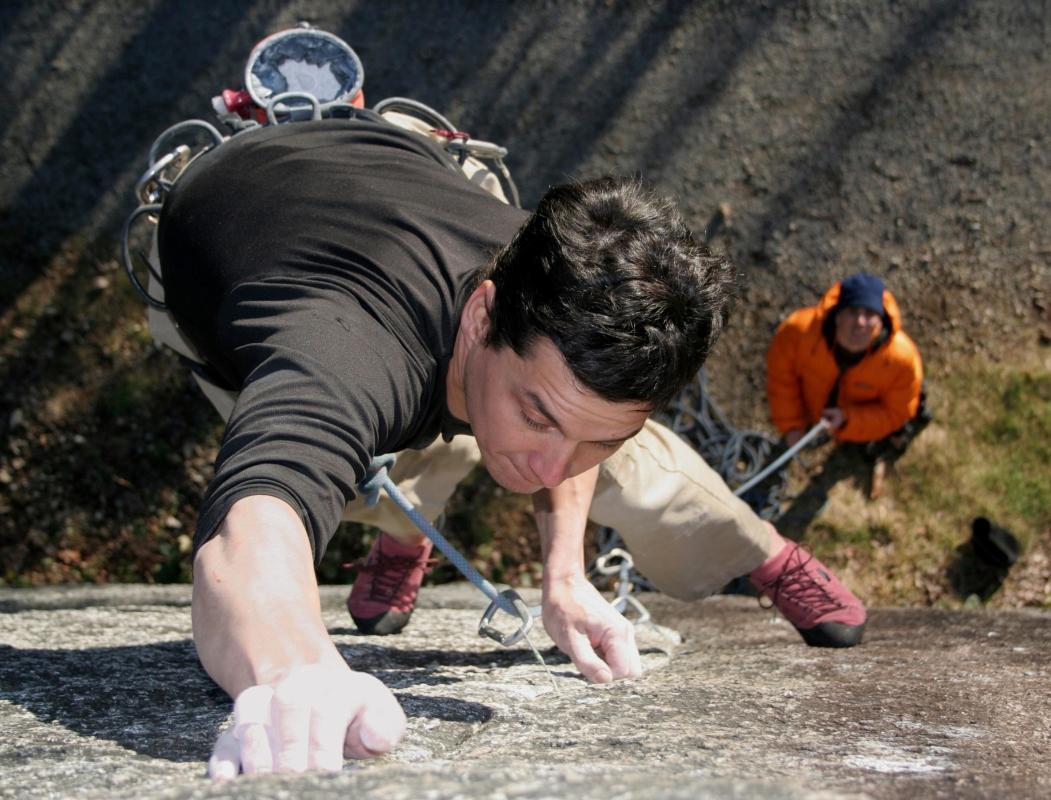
[749,538,867,647]
[347,532,434,635]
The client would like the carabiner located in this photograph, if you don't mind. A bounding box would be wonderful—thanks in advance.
[266,91,322,125]
[611,593,652,625]
[121,203,166,309]
[478,588,534,647]
[594,547,634,577]
[135,146,189,205]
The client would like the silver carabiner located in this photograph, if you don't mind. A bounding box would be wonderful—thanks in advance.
[594,547,634,577]
[478,588,534,647]
[611,593,652,625]
[121,203,166,309]
[593,547,656,624]
[135,146,190,205]
[266,91,322,125]
[147,119,224,167]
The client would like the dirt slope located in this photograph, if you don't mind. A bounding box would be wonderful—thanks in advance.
[0,1,1047,584]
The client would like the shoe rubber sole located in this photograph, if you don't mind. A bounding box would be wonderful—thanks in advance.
[797,620,866,648]
[349,607,413,636]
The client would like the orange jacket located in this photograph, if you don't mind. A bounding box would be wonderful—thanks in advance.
[766,282,923,443]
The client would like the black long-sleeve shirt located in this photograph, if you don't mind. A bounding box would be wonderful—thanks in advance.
[157,114,528,560]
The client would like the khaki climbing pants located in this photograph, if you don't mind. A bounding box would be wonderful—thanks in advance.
[329,421,775,600]
[147,110,776,599]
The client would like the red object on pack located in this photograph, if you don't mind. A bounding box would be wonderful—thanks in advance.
[216,88,266,124]
[221,89,254,117]
[432,128,470,142]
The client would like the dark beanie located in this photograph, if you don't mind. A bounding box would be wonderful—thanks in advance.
[837,272,885,314]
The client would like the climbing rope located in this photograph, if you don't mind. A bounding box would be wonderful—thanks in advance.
[657,369,793,519]
[732,418,829,497]
[358,456,532,635]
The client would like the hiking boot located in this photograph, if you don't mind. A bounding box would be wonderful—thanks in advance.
[347,532,433,635]
[749,538,867,648]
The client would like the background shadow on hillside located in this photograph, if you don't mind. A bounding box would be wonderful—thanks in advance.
[3,0,1045,592]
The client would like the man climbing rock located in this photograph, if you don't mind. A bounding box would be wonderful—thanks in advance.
[153,109,866,779]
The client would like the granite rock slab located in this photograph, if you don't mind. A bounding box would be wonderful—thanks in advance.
[1,584,1048,799]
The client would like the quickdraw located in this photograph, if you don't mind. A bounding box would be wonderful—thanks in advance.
[360,456,556,689]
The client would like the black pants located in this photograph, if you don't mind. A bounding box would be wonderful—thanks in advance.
[863,385,933,460]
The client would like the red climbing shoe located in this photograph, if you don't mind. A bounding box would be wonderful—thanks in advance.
[749,538,867,647]
[347,532,433,635]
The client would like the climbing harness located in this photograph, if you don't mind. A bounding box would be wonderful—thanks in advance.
[371,96,521,206]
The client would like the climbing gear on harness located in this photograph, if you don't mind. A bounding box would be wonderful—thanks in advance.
[120,203,166,309]
[372,96,456,134]
[372,96,520,207]
[748,537,866,648]
[121,26,522,313]
[265,91,322,124]
[122,122,227,309]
